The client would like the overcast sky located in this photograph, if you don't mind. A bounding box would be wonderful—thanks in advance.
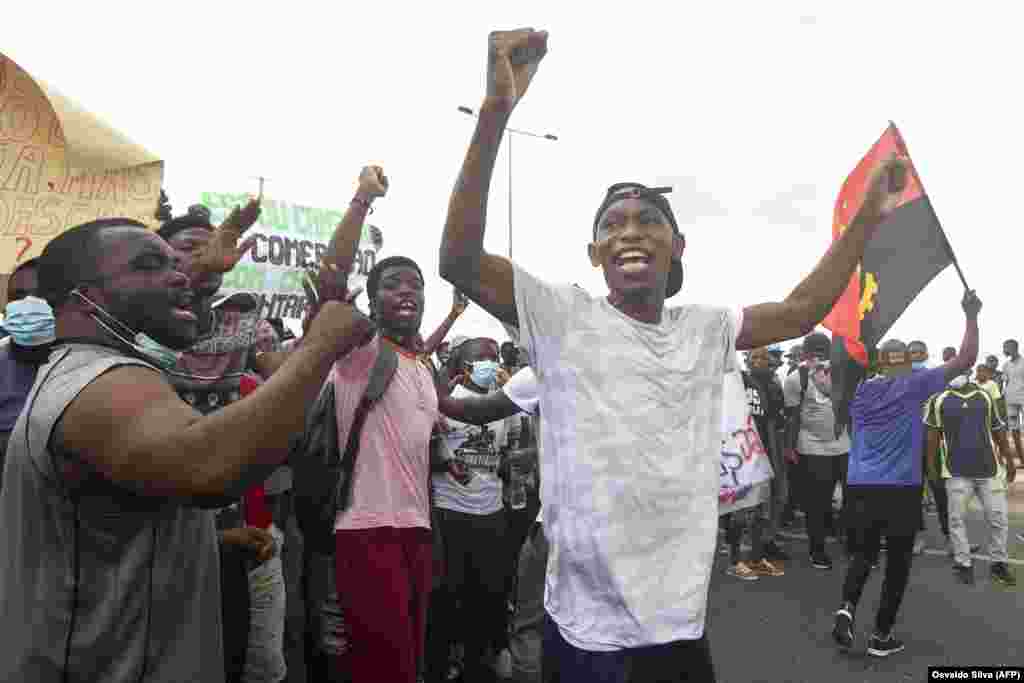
[6,1,1021,361]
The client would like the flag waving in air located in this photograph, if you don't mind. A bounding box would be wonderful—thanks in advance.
[824,123,962,432]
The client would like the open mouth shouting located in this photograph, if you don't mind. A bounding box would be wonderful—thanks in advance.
[394,299,420,319]
[171,292,198,322]
[614,249,653,274]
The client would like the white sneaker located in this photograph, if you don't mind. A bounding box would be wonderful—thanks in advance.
[912,537,926,555]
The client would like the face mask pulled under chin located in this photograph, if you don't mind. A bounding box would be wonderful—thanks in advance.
[912,361,928,371]
[71,290,182,370]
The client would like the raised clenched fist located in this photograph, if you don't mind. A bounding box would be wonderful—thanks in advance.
[486,28,549,112]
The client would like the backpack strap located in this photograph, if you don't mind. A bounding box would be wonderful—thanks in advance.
[337,342,400,507]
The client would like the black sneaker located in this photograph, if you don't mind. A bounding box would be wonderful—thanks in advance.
[764,541,790,561]
[991,562,1017,587]
[811,553,834,570]
[867,632,906,657]
[831,604,855,650]
[954,563,974,585]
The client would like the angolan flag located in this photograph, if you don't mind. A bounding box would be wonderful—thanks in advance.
[823,123,956,430]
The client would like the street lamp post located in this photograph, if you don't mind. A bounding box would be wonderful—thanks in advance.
[458,106,558,260]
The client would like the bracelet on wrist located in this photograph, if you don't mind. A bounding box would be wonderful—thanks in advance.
[351,196,374,214]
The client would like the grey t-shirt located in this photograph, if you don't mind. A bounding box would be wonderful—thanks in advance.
[783,366,850,456]
[0,344,224,682]
[1001,356,1024,405]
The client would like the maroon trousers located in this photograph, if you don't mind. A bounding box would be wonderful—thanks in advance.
[334,527,433,683]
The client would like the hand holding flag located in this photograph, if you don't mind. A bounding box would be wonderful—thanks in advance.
[857,154,911,230]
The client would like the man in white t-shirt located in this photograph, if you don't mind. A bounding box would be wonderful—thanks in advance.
[1000,339,1024,464]
[438,27,911,682]
[428,336,514,681]
[440,366,545,681]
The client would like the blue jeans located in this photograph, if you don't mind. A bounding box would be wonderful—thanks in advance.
[542,615,716,683]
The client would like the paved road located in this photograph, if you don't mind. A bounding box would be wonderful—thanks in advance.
[707,504,1023,683]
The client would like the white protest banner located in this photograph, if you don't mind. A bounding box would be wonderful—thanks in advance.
[719,369,775,515]
[1,52,163,279]
[719,413,775,515]
[200,192,383,320]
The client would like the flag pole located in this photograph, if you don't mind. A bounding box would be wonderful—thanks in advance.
[888,121,970,291]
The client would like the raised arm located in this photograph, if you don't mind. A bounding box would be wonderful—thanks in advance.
[736,156,909,351]
[422,290,469,356]
[55,301,375,505]
[324,166,387,283]
[439,389,524,426]
[251,167,386,380]
[941,290,981,383]
[439,29,548,328]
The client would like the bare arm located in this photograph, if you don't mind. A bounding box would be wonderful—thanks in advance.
[736,156,909,351]
[323,167,386,281]
[439,29,549,327]
[941,292,981,383]
[54,302,374,504]
[439,102,518,327]
[439,389,524,426]
[422,291,469,356]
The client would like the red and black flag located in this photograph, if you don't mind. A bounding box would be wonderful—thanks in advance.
[823,123,962,430]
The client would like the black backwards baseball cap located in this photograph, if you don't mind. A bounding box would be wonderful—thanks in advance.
[592,183,684,298]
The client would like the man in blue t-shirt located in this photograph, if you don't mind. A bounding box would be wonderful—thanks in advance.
[831,290,981,658]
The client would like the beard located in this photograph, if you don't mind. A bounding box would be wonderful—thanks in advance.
[99,286,197,351]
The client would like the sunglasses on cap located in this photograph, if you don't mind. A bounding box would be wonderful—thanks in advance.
[593,183,680,241]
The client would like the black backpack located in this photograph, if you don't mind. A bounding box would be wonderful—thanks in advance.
[290,342,399,554]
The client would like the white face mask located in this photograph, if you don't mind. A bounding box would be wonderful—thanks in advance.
[71,290,183,370]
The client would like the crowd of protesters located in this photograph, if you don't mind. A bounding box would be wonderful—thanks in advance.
[0,26,1021,683]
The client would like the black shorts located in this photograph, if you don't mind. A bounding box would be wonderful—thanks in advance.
[845,485,921,539]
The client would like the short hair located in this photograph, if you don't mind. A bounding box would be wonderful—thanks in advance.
[37,218,146,307]
[879,339,908,355]
[907,340,927,353]
[449,336,498,369]
[1005,339,1019,349]
[366,256,424,303]
[156,205,214,242]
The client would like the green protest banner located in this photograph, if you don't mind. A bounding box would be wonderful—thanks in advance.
[200,192,382,320]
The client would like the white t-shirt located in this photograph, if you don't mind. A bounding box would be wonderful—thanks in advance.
[1001,356,1024,405]
[432,384,509,515]
[513,264,741,651]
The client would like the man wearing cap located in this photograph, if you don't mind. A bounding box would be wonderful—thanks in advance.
[784,332,849,570]
[440,27,911,681]
[831,291,981,658]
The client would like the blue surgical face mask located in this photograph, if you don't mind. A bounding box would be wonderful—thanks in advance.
[912,361,927,370]
[71,290,182,370]
[4,296,56,347]
[470,359,501,389]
